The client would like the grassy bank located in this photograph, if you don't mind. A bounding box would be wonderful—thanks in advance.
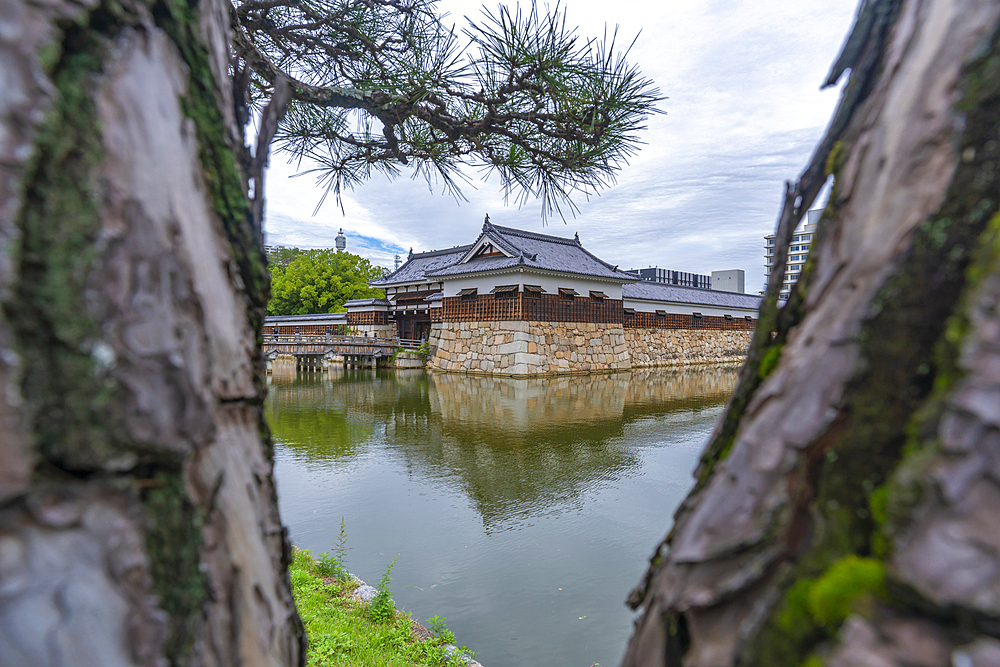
[290,548,474,666]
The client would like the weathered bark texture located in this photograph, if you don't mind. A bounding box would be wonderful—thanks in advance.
[0,0,304,664]
[622,0,1000,665]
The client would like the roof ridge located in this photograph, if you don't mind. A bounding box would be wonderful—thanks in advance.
[410,243,474,258]
[490,224,579,246]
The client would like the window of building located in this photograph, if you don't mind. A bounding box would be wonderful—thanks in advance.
[793,236,800,242]
[458,288,478,301]
[767,238,775,246]
[655,309,666,318]
[724,314,733,320]
[692,312,703,319]
[802,234,812,241]
[558,288,578,302]
[589,290,606,303]
[624,308,636,317]
[523,285,543,299]
[491,285,518,300]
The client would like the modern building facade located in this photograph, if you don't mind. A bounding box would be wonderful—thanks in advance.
[711,269,745,294]
[764,209,821,299]
[626,267,711,289]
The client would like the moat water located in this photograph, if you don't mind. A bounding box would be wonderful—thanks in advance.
[267,366,739,667]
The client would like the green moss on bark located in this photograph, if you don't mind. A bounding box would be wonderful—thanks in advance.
[142,471,208,664]
[8,14,130,472]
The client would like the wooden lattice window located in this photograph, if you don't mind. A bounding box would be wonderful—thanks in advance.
[524,284,543,299]
[655,309,667,318]
[559,287,578,302]
[624,308,636,317]
[589,290,606,303]
[491,285,518,300]
[458,288,478,302]
[693,312,703,319]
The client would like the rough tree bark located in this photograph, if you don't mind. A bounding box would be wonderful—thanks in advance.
[622,0,1000,665]
[0,0,304,663]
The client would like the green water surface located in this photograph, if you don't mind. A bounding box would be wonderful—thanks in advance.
[268,366,737,667]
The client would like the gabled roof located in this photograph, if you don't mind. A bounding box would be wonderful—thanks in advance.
[426,221,637,282]
[623,282,761,310]
[371,245,473,286]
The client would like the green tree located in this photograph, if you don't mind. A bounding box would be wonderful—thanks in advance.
[268,249,388,315]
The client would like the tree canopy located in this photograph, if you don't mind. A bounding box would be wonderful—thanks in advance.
[267,248,388,315]
[232,0,662,217]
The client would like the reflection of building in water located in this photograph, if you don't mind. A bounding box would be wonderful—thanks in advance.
[267,367,738,531]
[429,372,628,433]
[348,219,760,375]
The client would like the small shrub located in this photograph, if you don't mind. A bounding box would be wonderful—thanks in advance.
[369,555,398,623]
[315,517,351,581]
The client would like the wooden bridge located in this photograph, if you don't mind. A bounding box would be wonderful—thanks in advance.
[263,334,423,370]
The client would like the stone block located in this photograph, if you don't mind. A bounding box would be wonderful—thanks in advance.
[514,352,542,366]
[497,341,524,355]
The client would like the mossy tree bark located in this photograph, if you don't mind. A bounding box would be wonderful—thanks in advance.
[0,0,304,664]
[622,1,1000,665]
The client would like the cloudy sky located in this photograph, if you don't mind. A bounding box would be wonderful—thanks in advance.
[262,0,859,293]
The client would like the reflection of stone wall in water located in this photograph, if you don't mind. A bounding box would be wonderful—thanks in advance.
[625,366,740,407]
[270,354,297,381]
[418,367,737,529]
[428,371,629,432]
[427,321,752,376]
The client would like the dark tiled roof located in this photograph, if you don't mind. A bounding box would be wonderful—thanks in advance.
[265,313,346,323]
[623,282,761,310]
[343,298,391,307]
[426,223,636,282]
[371,245,473,286]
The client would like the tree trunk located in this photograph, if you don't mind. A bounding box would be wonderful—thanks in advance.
[622,1,1000,665]
[0,0,304,664]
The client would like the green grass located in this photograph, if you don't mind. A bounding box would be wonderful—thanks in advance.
[290,548,473,667]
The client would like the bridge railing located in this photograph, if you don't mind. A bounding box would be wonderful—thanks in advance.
[263,334,425,349]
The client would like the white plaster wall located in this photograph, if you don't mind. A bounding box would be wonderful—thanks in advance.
[623,298,758,318]
[343,305,388,313]
[442,270,627,299]
[386,282,443,295]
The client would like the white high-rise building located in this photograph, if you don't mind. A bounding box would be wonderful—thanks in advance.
[763,209,821,299]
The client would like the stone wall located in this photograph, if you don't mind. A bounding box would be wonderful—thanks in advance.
[625,328,753,368]
[429,321,631,375]
[428,321,753,376]
[391,351,426,368]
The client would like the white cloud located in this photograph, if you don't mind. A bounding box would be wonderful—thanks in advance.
[262,0,859,293]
